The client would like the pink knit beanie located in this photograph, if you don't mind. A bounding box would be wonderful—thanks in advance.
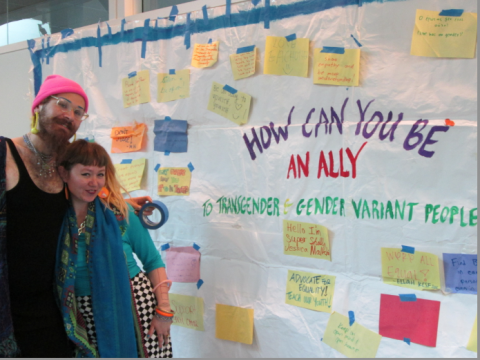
[31,75,89,114]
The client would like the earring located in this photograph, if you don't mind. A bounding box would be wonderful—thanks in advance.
[98,187,109,198]
[31,112,39,134]
[73,133,77,142]
[64,184,69,200]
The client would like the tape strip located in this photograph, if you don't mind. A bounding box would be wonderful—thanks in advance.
[165,116,171,121]
[60,28,74,39]
[321,46,345,54]
[399,294,417,302]
[169,69,175,75]
[193,243,200,250]
[165,151,170,156]
[226,0,231,18]
[223,84,237,94]
[404,338,411,345]
[141,18,150,59]
[439,9,464,17]
[264,0,270,29]
[139,200,169,230]
[401,245,415,254]
[120,159,132,164]
[46,37,51,65]
[40,38,45,64]
[96,25,102,67]
[208,38,212,44]
[350,34,362,47]
[285,34,296,42]
[107,23,112,39]
[348,311,355,326]
[251,0,261,6]
[237,45,255,54]
[188,162,195,172]
[184,13,191,49]
[128,71,137,78]
[154,164,160,172]
[169,5,179,21]
[202,5,209,25]
[121,19,126,37]
[197,279,204,289]
[27,39,42,95]
[161,243,170,251]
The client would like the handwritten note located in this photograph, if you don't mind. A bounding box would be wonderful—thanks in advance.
[122,70,150,108]
[110,123,146,153]
[283,220,331,261]
[313,48,360,86]
[443,253,477,294]
[411,9,478,58]
[230,49,256,80]
[157,69,190,103]
[285,270,335,313]
[192,41,219,68]
[323,312,382,358]
[114,158,146,192]
[170,293,205,331]
[207,82,252,125]
[216,304,254,345]
[157,167,191,196]
[379,294,440,347]
[264,36,309,77]
[165,246,200,283]
[467,316,477,353]
[381,247,440,290]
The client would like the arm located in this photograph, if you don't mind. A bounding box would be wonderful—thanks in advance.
[147,268,173,347]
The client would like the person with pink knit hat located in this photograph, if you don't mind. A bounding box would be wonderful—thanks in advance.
[0,75,151,357]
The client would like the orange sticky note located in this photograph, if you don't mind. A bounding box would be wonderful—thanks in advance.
[110,123,146,153]
[216,304,254,344]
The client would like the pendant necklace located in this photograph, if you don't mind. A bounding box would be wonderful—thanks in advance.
[23,134,57,178]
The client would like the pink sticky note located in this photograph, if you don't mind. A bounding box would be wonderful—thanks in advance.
[165,246,201,282]
[379,294,441,347]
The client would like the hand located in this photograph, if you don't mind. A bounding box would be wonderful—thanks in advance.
[148,316,171,348]
[125,196,153,214]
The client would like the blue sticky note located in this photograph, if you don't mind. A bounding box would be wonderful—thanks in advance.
[399,294,417,302]
[404,338,411,345]
[128,71,136,78]
[187,162,194,172]
[197,279,204,289]
[193,243,200,250]
[348,311,355,326]
[120,159,132,164]
[169,69,175,75]
[443,253,477,294]
[237,45,255,54]
[321,47,345,54]
[285,34,296,42]
[153,119,188,153]
[223,84,237,94]
[439,9,464,17]
[401,245,415,254]
[154,164,160,172]
[161,243,170,251]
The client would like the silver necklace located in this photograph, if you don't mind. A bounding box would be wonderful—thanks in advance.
[23,134,57,178]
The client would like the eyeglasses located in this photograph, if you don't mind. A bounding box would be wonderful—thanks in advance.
[50,95,89,121]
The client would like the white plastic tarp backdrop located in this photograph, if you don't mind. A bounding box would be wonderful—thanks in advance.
[28,0,477,357]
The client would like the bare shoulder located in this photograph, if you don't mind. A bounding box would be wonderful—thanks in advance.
[5,137,21,191]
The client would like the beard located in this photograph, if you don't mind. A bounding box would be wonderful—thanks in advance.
[36,110,76,156]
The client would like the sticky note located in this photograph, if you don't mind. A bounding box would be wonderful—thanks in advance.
[216,304,254,345]
[443,253,477,294]
[157,69,190,102]
[313,48,360,86]
[264,36,309,77]
[110,123,146,153]
[381,247,440,290]
[323,312,382,358]
[283,220,331,261]
[230,49,256,80]
[157,167,191,196]
[114,158,146,192]
[379,294,440,347]
[166,246,201,283]
[192,41,219,68]
[285,270,335,313]
[153,119,188,153]
[410,9,478,58]
[467,316,477,353]
[122,69,150,107]
[170,293,205,331]
[207,82,252,125]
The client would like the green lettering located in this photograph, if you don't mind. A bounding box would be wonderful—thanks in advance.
[395,200,405,220]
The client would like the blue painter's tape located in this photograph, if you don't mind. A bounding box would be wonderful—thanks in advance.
[184,13,191,49]
[401,245,415,254]
[107,22,112,38]
[237,45,255,54]
[40,38,45,64]
[202,5,209,25]
[169,5,179,21]
[120,159,132,164]
[141,18,150,59]
[264,0,270,29]
[399,294,417,302]
[208,38,212,44]
[226,0,231,18]
[128,71,137,78]
[321,46,345,54]
[27,39,42,95]
[96,25,102,67]
[139,201,169,229]
[165,116,171,121]
[161,243,170,251]
[351,34,362,47]
[197,279,204,289]
[120,19,126,37]
[165,151,170,156]
[46,37,51,65]
[251,0,260,5]
[223,84,237,94]
[348,311,355,326]
[60,28,74,39]
[285,33,296,42]
[439,9,464,17]
[188,162,194,172]
[154,164,160,172]
[169,69,175,75]
[193,243,200,250]
[404,338,411,345]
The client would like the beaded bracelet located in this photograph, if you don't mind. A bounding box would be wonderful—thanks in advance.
[154,312,174,322]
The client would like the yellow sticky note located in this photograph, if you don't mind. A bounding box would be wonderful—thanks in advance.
[170,293,205,331]
[285,270,335,313]
[230,49,256,80]
[157,69,190,102]
[122,70,151,108]
[157,167,191,196]
[264,36,309,77]
[110,123,146,153]
[207,82,252,125]
[192,41,219,68]
[314,48,360,86]
[114,158,146,193]
[411,10,478,58]
[283,219,331,261]
[381,247,441,290]
[467,316,477,352]
[216,304,254,345]
[323,312,382,358]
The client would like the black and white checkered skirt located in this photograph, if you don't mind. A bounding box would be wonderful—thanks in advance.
[76,272,173,358]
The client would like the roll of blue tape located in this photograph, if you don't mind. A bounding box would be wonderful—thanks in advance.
[139,201,169,229]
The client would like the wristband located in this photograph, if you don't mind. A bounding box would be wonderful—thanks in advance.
[154,313,174,322]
